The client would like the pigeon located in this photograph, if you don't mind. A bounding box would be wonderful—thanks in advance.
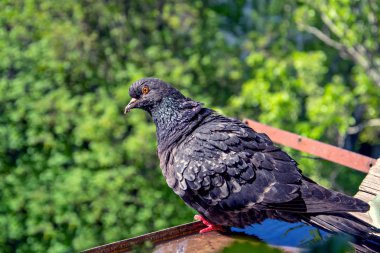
[124,78,379,249]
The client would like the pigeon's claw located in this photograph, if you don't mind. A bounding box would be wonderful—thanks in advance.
[194,214,225,233]
[194,214,212,226]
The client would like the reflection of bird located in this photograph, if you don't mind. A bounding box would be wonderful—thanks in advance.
[125,78,379,249]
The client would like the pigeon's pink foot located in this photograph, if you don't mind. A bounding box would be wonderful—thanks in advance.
[194,214,225,233]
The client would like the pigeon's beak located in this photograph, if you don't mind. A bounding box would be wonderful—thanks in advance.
[124,98,138,114]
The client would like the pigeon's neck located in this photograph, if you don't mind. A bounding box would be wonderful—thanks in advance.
[150,97,208,151]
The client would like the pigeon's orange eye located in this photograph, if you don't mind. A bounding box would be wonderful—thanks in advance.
[142,86,150,95]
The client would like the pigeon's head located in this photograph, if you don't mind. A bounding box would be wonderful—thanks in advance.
[124,78,185,114]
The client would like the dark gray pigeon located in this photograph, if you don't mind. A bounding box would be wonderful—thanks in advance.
[125,78,379,249]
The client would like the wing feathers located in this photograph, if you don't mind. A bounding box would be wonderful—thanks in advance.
[167,113,368,225]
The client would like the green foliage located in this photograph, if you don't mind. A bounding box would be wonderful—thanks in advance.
[296,0,380,145]
[0,1,378,252]
[221,236,353,253]
[221,241,282,253]
[131,241,154,253]
[306,234,354,253]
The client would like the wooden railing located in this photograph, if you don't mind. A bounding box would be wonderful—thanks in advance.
[243,119,376,173]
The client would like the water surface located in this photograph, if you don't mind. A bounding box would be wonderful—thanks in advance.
[230,218,330,249]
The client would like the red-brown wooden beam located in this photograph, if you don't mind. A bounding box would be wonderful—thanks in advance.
[244,119,376,173]
[82,221,205,253]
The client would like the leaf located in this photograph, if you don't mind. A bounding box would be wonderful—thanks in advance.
[221,241,282,253]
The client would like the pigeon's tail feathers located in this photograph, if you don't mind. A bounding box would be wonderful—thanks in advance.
[305,213,380,252]
[306,213,377,237]
[270,181,370,214]
[301,179,370,213]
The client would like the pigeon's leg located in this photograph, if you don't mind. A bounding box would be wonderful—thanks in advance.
[194,214,225,233]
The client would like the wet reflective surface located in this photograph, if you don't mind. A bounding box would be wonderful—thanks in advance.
[231,218,330,248]
[154,219,331,253]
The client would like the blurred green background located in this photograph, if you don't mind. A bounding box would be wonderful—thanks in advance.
[1,0,380,252]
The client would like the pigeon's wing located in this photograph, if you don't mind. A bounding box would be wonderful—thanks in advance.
[173,116,368,215]
[173,117,303,211]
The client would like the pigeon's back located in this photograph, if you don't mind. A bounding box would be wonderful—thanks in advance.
[164,111,371,225]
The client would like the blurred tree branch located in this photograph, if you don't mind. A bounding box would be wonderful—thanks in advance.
[298,0,380,88]
[347,118,380,134]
